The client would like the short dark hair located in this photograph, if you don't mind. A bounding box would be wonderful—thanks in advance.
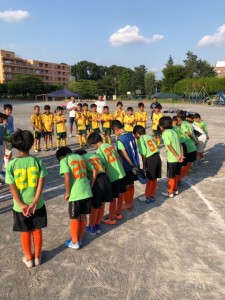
[159,116,172,129]
[103,106,109,110]
[56,146,72,161]
[133,125,146,135]
[11,129,34,152]
[83,103,88,108]
[88,132,102,145]
[111,120,124,131]
[117,101,123,107]
[127,107,133,112]
[153,97,158,100]
[56,106,63,111]
[77,103,82,108]
[74,149,87,155]
[44,105,50,110]
[194,113,201,119]
[172,116,178,121]
[0,112,8,119]
[91,104,97,108]
[155,103,162,109]
[3,104,13,110]
[138,102,144,108]
[186,113,195,120]
[177,110,186,121]
[34,105,40,110]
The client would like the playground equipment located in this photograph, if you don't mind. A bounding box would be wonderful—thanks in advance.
[214,91,225,106]
[183,87,210,103]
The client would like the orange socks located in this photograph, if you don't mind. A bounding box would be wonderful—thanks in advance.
[145,181,152,198]
[70,219,80,244]
[21,232,32,261]
[79,220,87,241]
[124,189,130,208]
[96,203,105,225]
[109,199,116,219]
[168,178,176,194]
[89,208,98,228]
[31,229,42,259]
[129,186,134,208]
[116,194,124,215]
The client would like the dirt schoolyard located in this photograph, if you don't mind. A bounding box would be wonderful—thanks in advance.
[1,100,225,300]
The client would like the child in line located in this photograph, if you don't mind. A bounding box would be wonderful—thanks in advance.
[5,129,48,268]
[152,104,163,146]
[135,102,147,128]
[124,107,135,133]
[75,103,87,149]
[111,120,139,210]
[133,125,162,203]
[56,147,96,249]
[3,104,13,168]
[0,113,9,181]
[75,149,113,235]
[31,105,43,152]
[113,101,125,123]
[193,113,209,161]
[88,132,126,225]
[83,103,91,135]
[89,104,101,134]
[4,103,14,135]
[159,116,183,198]
[41,105,54,151]
[54,106,67,150]
[101,106,113,144]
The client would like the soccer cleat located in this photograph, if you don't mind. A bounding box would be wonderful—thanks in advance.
[34,149,38,153]
[102,218,116,225]
[94,224,101,234]
[161,192,174,198]
[146,197,155,204]
[173,190,179,195]
[85,225,96,236]
[34,254,42,266]
[64,239,80,250]
[22,256,34,268]
[115,214,123,220]
[139,196,147,202]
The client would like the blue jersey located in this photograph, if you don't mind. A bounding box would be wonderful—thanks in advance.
[7,115,14,134]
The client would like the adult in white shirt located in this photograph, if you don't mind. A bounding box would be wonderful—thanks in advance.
[66,96,77,137]
[95,95,106,115]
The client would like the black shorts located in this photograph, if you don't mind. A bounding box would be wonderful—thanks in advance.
[187,151,197,163]
[34,131,42,140]
[167,162,181,179]
[102,128,111,135]
[13,205,47,232]
[43,131,53,137]
[124,170,137,186]
[111,177,126,199]
[77,130,87,135]
[181,143,188,166]
[146,153,162,180]
[92,173,113,208]
[69,117,75,125]
[86,125,91,132]
[68,198,92,219]
[57,132,67,139]
[92,128,100,134]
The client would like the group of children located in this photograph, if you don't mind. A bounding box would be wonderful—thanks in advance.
[3,100,209,269]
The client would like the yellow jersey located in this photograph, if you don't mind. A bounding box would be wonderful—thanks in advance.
[31,113,43,131]
[83,110,91,126]
[41,113,54,132]
[135,111,147,128]
[101,113,113,129]
[75,112,86,130]
[54,114,67,133]
[113,110,125,123]
[90,112,100,129]
[124,114,135,132]
[152,112,163,130]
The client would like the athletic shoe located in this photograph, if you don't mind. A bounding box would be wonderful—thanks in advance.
[102,218,116,225]
[64,239,80,250]
[146,197,155,204]
[94,224,101,234]
[173,190,179,195]
[34,254,42,266]
[56,148,60,151]
[85,225,96,236]
[161,192,174,198]
[69,134,72,138]
[139,196,147,202]
[22,256,34,268]
[34,149,38,153]
[115,214,123,220]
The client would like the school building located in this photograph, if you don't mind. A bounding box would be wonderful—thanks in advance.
[0,49,71,87]
[214,61,225,78]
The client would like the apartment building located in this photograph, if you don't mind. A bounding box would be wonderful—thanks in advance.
[0,49,71,86]
[214,61,225,78]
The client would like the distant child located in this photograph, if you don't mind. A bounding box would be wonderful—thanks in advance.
[124,107,135,132]
[113,101,125,123]
[159,116,183,198]
[5,129,48,268]
[41,105,54,151]
[90,104,100,134]
[133,125,162,203]
[0,113,9,181]
[75,149,113,235]
[31,105,43,152]
[88,132,126,224]
[75,103,87,149]
[111,120,140,210]
[177,111,197,176]
[135,102,147,128]
[54,106,67,150]
[4,103,14,135]
[101,106,113,144]
[82,103,91,135]
[56,147,96,249]
[193,113,209,161]
[152,104,163,146]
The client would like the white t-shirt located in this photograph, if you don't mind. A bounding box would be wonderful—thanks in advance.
[67,101,77,117]
[95,100,106,114]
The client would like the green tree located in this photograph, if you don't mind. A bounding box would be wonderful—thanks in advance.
[97,75,115,97]
[118,70,134,95]
[7,75,45,96]
[133,64,147,94]
[144,72,156,95]
[69,80,99,98]
[71,61,104,81]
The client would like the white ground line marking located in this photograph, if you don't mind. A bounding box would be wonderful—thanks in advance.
[185,178,225,229]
